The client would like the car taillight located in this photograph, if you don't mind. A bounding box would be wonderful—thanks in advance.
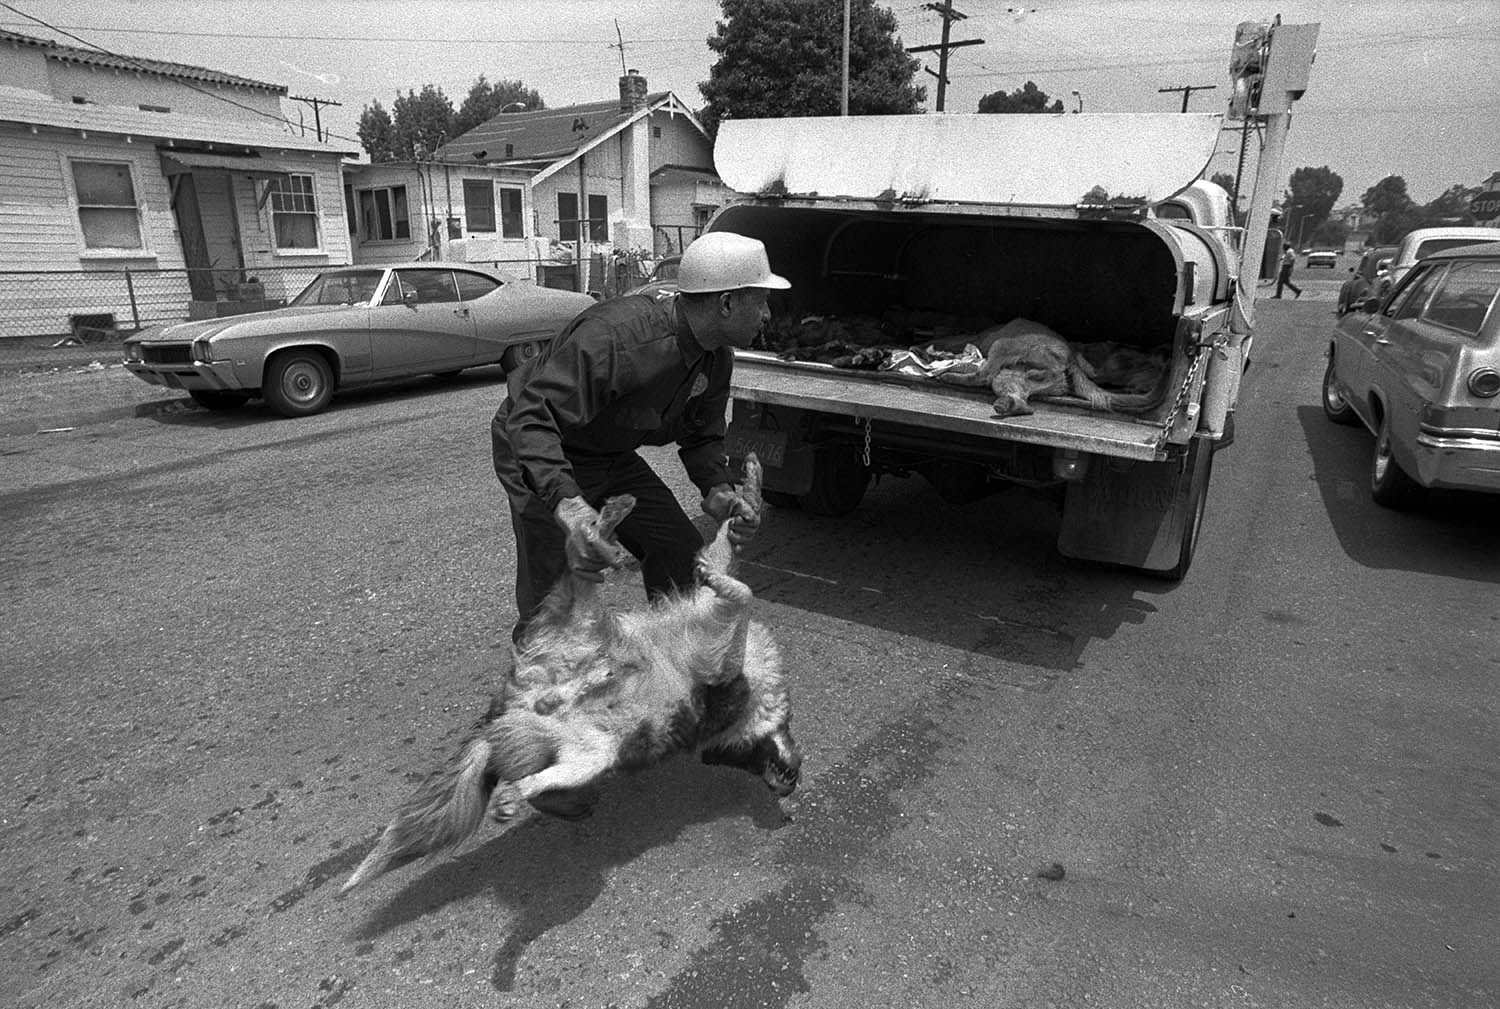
[1468,368,1500,398]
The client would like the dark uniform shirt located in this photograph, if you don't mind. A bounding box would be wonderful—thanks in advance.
[499,293,736,511]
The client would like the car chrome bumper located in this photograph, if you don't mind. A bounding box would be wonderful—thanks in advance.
[124,360,241,391]
[1413,428,1500,492]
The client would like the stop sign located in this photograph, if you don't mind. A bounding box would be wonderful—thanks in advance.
[1472,190,1500,221]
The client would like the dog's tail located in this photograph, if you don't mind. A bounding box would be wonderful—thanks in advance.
[341,710,557,893]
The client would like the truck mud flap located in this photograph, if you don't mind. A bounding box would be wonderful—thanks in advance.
[1057,437,1213,579]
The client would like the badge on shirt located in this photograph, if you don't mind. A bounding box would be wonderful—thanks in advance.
[689,373,709,399]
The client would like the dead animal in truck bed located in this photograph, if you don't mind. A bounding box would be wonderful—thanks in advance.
[342,454,801,894]
[928,318,1168,417]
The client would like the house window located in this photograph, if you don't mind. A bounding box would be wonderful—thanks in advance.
[343,184,356,235]
[267,174,319,250]
[356,185,410,241]
[587,194,609,242]
[558,192,579,242]
[70,160,143,250]
[464,180,495,232]
[499,187,523,238]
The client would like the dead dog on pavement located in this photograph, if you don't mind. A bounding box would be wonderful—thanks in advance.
[343,453,800,893]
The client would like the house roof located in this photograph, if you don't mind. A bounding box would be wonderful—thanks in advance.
[1,29,286,94]
[435,91,708,182]
[0,84,359,156]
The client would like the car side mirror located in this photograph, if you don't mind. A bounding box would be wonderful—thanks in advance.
[403,289,420,307]
[1361,296,1381,314]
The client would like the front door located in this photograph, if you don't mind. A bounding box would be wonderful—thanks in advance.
[366,268,477,377]
[168,174,217,302]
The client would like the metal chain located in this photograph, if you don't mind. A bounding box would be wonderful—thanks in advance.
[1156,337,1219,446]
[861,417,872,467]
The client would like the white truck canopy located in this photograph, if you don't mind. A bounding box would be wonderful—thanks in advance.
[715,113,1225,216]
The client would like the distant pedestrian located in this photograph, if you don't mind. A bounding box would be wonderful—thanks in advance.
[1275,245,1302,299]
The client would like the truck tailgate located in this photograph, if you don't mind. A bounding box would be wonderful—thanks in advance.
[731,352,1171,462]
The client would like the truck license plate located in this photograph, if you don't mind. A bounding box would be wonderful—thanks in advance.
[726,428,787,468]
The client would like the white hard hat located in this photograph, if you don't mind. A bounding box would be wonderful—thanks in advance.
[677,232,791,294]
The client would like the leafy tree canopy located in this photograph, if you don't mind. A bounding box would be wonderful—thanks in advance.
[1361,175,1413,217]
[699,0,925,136]
[977,81,1063,114]
[452,76,546,138]
[1282,165,1343,242]
[358,77,547,162]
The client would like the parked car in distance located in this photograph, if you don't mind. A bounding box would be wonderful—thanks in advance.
[1321,241,1500,507]
[622,255,682,298]
[122,264,595,417]
[1337,244,1397,316]
[1305,250,1338,269]
[1375,226,1500,298]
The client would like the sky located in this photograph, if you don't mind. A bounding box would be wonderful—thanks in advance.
[3,0,1498,207]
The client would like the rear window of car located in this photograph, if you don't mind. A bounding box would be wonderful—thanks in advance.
[1415,238,1490,260]
[454,270,500,301]
[1389,264,1445,321]
[1422,260,1500,336]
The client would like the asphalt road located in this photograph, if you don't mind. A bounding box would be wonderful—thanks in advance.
[2,289,1496,1009]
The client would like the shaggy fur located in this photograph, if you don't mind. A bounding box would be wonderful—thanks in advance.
[933,318,1168,417]
[343,454,800,893]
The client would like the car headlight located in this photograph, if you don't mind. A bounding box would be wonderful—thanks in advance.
[123,341,142,362]
[192,338,214,364]
[1468,367,1500,398]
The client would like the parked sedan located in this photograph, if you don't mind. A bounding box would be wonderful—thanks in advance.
[122,264,595,416]
[1374,226,1498,299]
[1305,250,1338,269]
[1336,245,1397,316]
[1322,242,1500,507]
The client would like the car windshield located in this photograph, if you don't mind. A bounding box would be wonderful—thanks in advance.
[292,270,386,306]
[1416,238,1490,260]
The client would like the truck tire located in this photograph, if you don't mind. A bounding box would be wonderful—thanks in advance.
[1158,439,1213,581]
[798,447,870,516]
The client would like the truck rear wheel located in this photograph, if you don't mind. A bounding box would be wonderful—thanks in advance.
[1157,439,1213,581]
[798,446,870,516]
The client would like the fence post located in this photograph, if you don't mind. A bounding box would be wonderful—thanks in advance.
[125,269,140,331]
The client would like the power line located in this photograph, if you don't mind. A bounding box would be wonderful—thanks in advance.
[0,1,363,146]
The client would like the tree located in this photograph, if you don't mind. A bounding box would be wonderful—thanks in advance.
[1309,218,1349,249]
[390,85,454,161]
[699,0,924,136]
[1361,175,1418,244]
[1421,184,1479,227]
[356,100,398,163]
[1282,165,1343,246]
[452,76,546,139]
[977,81,1062,114]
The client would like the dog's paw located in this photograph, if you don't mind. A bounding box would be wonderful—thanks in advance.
[488,782,523,823]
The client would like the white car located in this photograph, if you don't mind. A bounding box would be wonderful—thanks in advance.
[1376,226,1500,297]
[1305,250,1338,269]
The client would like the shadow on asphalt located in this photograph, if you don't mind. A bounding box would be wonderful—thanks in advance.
[734,476,1172,674]
[147,366,509,428]
[1297,405,1499,584]
[348,758,787,992]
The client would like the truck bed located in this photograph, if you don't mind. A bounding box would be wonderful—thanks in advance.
[730,352,1173,462]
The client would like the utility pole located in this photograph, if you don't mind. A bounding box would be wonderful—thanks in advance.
[906,2,983,112]
[288,95,342,142]
[841,0,850,116]
[1158,84,1216,112]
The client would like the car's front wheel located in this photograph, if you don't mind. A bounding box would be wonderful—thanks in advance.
[1370,411,1425,509]
[189,389,250,411]
[263,350,334,417]
[1321,354,1360,426]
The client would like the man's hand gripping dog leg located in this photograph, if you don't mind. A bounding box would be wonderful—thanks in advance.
[555,494,636,582]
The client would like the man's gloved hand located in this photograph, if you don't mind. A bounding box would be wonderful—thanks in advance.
[703,483,761,547]
[555,496,625,582]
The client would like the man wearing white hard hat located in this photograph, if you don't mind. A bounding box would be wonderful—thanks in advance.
[491,231,791,643]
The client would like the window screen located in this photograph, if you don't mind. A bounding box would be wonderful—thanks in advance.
[464,180,495,232]
[71,161,143,249]
[268,174,319,250]
[499,187,523,238]
[558,192,579,242]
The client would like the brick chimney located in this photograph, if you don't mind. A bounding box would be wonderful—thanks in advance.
[619,69,647,112]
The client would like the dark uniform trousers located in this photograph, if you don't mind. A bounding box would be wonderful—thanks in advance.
[491,410,703,644]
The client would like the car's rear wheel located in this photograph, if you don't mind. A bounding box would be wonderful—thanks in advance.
[263,350,334,417]
[1321,354,1360,426]
[501,341,545,373]
[189,389,250,411]
[1370,411,1425,509]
